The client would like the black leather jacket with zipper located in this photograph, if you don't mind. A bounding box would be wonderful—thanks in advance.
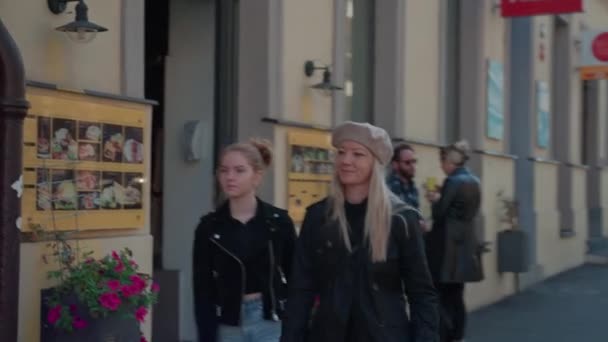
[193,199,296,342]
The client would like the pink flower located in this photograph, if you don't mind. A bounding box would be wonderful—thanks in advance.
[112,251,120,261]
[85,258,95,264]
[151,283,160,293]
[69,304,78,314]
[135,306,148,323]
[129,260,138,268]
[107,280,121,291]
[72,316,88,330]
[99,292,121,311]
[47,305,63,324]
[140,336,148,342]
[114,261,125,273]
[130,275,147,292]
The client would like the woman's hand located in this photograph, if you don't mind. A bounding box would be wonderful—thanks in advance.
[425,191,440,203]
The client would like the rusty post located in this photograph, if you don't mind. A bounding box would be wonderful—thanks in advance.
[0,18,29,342]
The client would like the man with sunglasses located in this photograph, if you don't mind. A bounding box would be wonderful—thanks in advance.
[387,143,420,209]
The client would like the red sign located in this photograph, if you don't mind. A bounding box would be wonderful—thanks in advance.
[592,33,608,62]
[501,0,583,17]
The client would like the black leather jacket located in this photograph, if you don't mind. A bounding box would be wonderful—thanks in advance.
[193,199,296,342]
[426,167,483,283]
[280,199,439,342]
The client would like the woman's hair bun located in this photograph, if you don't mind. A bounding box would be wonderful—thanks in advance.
[249,138,273,168]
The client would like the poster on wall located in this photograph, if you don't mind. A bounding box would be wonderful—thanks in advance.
[536,81,551,149]
[579,30,608,80]
[287,130,334,224]
[22,86,150,232]
[486,60,504,140]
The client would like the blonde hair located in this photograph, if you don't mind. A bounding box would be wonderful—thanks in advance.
[220,138,273,172]
[440,140,470,166]
[328,160,406,262]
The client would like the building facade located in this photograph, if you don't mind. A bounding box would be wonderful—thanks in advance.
[1,0,608,341]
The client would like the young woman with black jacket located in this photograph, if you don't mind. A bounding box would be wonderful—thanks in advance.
[193,139,296,342]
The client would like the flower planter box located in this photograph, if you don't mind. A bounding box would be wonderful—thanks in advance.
[40,288,140,342]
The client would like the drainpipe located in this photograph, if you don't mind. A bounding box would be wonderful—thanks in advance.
[0,18,29,342]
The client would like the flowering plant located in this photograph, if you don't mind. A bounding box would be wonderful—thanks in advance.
[34,226,158,340]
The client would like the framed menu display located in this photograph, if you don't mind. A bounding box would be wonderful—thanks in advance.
[21,86,152,232]
[287,130,334,224]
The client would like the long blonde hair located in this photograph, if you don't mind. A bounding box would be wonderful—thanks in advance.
[328,160,405,262]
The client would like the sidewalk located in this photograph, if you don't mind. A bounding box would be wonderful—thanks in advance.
[467,264,608,342]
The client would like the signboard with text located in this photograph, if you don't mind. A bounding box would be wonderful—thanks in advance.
[501,0,583,17]
[580,30,608,80]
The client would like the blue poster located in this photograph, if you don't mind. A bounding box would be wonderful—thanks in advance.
[536,81,550,149]
[486,60,504,140]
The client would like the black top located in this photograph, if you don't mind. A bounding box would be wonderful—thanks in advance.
[344,199,373,342]
[215,199,270,294]
[345,199,367,248]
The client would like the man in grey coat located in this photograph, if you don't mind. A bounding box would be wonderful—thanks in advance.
[425,140,483,342]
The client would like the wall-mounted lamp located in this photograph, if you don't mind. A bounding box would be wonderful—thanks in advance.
[304,60,343,95]
[48,0,108,43]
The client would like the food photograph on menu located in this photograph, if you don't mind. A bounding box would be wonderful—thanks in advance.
[101,172,124,209]
[79,121,102,142]
[51,169,78,210]
[102,124,124,162]
[37,117,51,159]
[51,118,78,161]
[36,168,52,211]
[123,173,144,209]
[124,127,144,164]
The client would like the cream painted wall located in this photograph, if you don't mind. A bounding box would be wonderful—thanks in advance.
[483,8,508,153]
[18,236,154,342]
[584,0,608,27]
[282,0,333,126]
[534,163,561,275]
[404,0,440,142]
[409,144,444,219]
[466,156,516,310]
[602,170,608,236]
[0,0,122,94]
[535,163,586,278]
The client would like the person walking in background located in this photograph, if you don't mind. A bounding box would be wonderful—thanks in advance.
[387,143,421,209]
[424,140,483,342]
[281,121,439,342]
[193,139,297,342]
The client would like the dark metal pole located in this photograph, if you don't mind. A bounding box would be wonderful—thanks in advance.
[0,18,29,342]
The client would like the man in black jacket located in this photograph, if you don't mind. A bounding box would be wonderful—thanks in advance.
[425,141,483,342]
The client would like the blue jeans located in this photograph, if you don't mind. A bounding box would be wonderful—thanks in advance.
[218,298,281,342]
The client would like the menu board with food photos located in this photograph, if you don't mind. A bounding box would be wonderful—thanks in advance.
[287,130,334,224]
[21,86,151,232]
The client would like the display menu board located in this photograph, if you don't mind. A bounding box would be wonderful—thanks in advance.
[287,130,334,224]
[21,86,151,232]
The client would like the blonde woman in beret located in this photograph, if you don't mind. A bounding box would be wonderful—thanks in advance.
[281,122,439,342]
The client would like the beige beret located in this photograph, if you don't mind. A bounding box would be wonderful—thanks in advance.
[331,121,393,165]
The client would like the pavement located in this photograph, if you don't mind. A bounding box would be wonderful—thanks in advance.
[467,264,608,342]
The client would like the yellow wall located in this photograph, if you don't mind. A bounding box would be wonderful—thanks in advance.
[0,0,122,94]
[466,156,516,310]
[404,0,440,141]
[282,0,334,126]
[535,164,586,278]
[602,170,608,236]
